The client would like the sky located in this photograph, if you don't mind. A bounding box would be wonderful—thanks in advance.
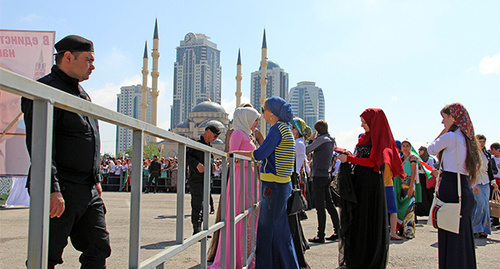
[1,0,499,155]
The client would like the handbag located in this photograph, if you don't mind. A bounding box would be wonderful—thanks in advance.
[287,188,307,215]
[428,133,462,234]
[490,188,500,218]
[287,159,308,216]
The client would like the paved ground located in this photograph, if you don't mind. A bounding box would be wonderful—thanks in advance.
[1,192,499,268]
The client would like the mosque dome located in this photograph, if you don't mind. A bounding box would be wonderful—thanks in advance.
[191,101,226,114]
[199,120,225,130]
[211,138,224,145]
[176,120,189,128]
[258,60,280,70]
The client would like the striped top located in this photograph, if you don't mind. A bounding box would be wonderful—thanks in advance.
[252,122,295,183]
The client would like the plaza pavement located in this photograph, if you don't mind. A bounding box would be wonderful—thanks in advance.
[1,191,499,268]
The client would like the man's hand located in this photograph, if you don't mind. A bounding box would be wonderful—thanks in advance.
[50,192,65,218]
[96,182,103,197]
[197,163,204,173]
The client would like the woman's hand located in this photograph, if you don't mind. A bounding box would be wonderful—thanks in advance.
[408,186,415,197]
[472,186,479,194]
[338,154,348,163]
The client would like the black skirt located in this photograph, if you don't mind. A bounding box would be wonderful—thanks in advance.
[339,163,389,268]
[437,171,476,269]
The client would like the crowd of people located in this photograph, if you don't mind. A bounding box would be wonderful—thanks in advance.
[205,100,499,269]
[100,156,179,192]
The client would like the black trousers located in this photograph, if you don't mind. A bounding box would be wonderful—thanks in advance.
[148,172,160,192]
[312,176,340,238]
[189,180,214,233]
[48,182,111,268]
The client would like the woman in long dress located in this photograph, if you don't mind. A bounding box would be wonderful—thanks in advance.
[232,96,299,269]
[394,140,419,239]
[427,103,480,269]
[338,108,404,268]
[208,107,261,269]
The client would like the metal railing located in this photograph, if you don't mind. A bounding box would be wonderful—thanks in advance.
[0,68,260,269]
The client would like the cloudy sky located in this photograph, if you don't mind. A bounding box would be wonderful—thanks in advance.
[2,0,499,154]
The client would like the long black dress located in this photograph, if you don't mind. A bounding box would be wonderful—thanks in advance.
[338,145,389,268]
[288,172,310,269]
[437,171,476,269]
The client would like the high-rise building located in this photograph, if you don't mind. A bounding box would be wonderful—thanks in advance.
[171,33,222,129]
[288,81,325,128]
[116,85,152,155]
[250,60,289,132]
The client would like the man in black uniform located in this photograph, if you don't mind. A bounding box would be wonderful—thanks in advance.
[21,35,111,268]
[147,155,161,193]
[186,125,220,234]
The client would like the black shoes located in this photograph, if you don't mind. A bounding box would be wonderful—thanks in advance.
[325,233,338,241]
[308,236,325,243]
[474,232,488,239]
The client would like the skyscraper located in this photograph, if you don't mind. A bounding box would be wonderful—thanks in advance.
[288,81,325,128]
[116,85,152,155]
[250,60,289,133]
[171,33,222,129]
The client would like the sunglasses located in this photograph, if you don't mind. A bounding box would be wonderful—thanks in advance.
[261,107,265,113]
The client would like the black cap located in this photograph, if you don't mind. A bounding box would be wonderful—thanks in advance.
[206,125,221,136]
[55,35,94,54]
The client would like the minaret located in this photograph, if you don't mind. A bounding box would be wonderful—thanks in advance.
[259,29,268,135]
[235,49,242,108]
[141,41,149,123]
[150,19,160,142]
[33,49,46,80]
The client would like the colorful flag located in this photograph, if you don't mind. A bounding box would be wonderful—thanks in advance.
[410,145,433,179]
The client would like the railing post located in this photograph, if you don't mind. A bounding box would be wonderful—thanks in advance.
[129,130,144,268]
[26,99,53,269]
[200,151,211,268]
[229,154,236,269]
[241,159,247,267]
[176,144,186,244]
[220,155,228,269]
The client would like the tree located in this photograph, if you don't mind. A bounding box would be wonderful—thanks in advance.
[124,143,160,159]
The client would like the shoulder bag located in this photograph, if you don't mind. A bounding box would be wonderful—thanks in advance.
[428,133,462,234]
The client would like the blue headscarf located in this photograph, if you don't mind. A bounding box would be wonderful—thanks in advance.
[268,96,293,122]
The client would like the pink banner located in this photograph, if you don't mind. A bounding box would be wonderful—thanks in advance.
[0,30,55,175]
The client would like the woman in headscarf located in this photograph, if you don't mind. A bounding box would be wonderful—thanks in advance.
[208,107,261,269]
[231,96,299,269]
[338,108,404,268]
[290,117,312,269]
[427,103,480,268]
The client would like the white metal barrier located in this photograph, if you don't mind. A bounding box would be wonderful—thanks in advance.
[0,68,260,269]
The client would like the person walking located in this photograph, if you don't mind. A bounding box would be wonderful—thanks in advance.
[21,35,111,268]
[186,125,220,235]
[146,155,161,193]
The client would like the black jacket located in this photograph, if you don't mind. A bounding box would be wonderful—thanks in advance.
[21,65,101,192]
[149,159,162,174]
[186,135,212,183]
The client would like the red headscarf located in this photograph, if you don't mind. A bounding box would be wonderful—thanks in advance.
[357,108,404,178]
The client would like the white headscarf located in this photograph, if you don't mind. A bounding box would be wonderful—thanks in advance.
[232,107,260,136]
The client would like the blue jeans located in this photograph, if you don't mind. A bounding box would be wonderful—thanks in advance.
[255,180,299,269]
[472,183,491,234]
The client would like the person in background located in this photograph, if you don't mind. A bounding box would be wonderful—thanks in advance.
[415,146,436,218]
[338,108,403,268]
[307,120,340,244]
[472,134,497,239]
[490,142,500,228]
[290,117,312,269]
[396,140,419,239]
[427,103,480,269]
